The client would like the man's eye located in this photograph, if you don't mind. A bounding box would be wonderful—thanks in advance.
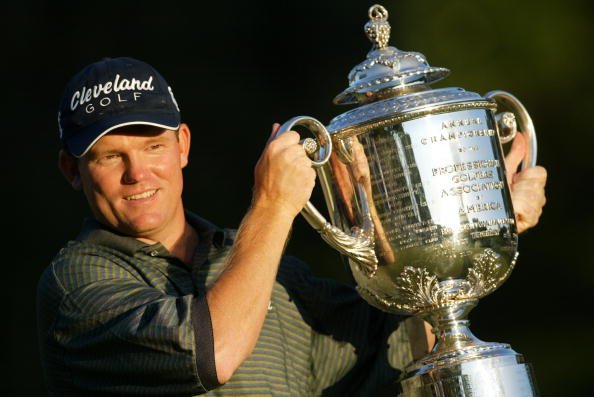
[99,154,120,162]
[148,144,164,151]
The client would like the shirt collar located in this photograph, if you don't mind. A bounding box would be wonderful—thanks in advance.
[76,211,226,256]
[184,211,225,249]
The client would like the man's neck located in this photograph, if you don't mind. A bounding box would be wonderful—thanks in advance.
[135,213,200,267]
[168,221,199,266]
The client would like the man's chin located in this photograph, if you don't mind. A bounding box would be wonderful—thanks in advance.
[118,215,166,240]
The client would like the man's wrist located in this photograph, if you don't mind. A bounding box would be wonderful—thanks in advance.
[250,197,301,222]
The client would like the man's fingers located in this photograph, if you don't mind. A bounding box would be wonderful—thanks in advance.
[504,132,527,184]
[513,195,545,232]
[268,130,301,150]
[510,165,547,233]
[512,165,547,186]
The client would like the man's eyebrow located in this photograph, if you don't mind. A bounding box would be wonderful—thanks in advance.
[144,134,170,144]
[87,148,121,159]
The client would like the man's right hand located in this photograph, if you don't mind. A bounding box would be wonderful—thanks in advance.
[251,123,317,219]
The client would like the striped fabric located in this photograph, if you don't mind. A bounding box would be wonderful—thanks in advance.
[37,212,413,396]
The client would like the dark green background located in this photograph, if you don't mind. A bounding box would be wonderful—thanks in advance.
[6,0,593,395]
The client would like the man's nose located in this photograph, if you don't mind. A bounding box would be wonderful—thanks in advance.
[122,155,148,184]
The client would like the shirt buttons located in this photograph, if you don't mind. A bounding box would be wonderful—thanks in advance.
[149,250,159,257]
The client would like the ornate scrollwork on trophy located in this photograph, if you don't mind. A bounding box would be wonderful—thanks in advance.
[357,249,519,314]
[391,249,520,312]
[459,248,504,299]
[394,266,448,310]
[355,266,448,314]
[458,249,519,299]
[319,222,378,277]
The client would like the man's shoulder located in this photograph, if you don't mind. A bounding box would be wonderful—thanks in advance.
[52,238,136,267]
[41,238,141,295]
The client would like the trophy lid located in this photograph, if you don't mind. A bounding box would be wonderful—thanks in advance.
[334,5,450,105]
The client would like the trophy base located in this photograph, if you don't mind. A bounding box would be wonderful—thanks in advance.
[398,343,538,397]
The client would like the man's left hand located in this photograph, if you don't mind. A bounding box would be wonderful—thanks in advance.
[504,132,547,233]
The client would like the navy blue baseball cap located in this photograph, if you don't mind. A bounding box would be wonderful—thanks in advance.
[58,57,181,157]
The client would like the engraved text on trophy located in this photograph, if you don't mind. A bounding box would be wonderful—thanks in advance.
[359,109,516,279]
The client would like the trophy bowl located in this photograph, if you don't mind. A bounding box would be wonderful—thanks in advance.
[277,5,539,396]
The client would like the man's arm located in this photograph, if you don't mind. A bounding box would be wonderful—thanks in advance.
[206,124,316,383]
[37,253,217,395]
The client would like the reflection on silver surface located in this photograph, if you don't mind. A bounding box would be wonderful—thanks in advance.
[401,350,538,396]
[328,108,518,314]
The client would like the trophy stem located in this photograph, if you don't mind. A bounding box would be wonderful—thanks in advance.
[399,299,538,396]
[420,299,486,356]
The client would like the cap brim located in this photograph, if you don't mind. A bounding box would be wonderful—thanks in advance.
[67,112,180,158]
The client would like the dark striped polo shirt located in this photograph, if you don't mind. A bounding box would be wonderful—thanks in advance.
[37,212,412,396]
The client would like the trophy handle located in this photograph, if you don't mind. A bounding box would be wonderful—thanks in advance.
[277,116,333,167]
[276,116,378,272]
[485,90,538,169]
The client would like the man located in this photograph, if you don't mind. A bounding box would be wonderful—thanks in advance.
[37,57,547,396]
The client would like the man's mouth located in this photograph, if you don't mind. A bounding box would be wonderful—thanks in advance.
[124,189,158,201]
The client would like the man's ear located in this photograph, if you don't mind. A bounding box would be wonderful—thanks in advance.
[178,123,191,168]
[58,149,82,190]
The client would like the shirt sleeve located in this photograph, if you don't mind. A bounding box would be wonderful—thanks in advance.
[37,245,220,395]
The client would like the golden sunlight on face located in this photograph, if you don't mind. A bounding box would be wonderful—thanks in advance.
[77,127,190,240]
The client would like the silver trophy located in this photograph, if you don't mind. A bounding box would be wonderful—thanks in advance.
[277,4,539,396]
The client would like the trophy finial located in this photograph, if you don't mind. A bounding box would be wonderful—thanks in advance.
[365,4,390,50]
[334,4,449,105]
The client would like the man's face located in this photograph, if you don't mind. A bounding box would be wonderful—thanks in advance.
[75,126,190,240]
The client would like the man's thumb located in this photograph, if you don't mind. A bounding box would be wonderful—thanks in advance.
[504,132,527,184]
[268,123,281,143]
